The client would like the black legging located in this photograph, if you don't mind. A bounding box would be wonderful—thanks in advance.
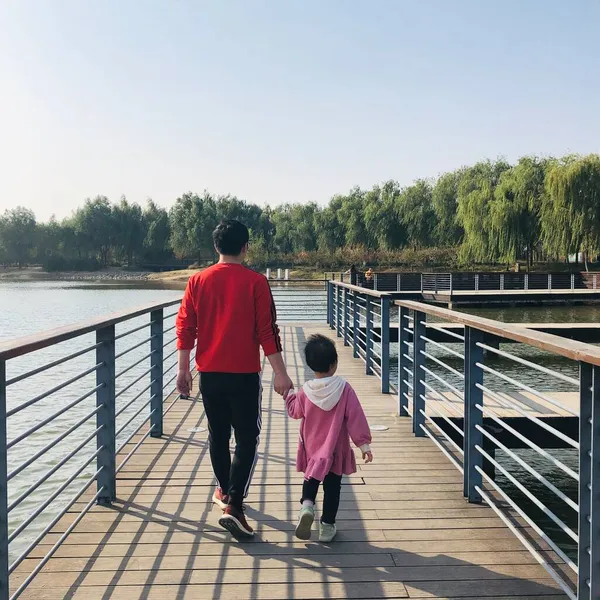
[301,472,342,524]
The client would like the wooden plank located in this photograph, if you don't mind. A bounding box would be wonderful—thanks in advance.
[12,564,561,588]
[8,582,410,599]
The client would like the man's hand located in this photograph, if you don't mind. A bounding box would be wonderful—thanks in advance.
[274,371,294,397]
[176,369,193,397]
[362,451,373,464]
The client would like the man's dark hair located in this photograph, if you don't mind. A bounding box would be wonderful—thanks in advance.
[212,220,250,256]
[304,334,338,373]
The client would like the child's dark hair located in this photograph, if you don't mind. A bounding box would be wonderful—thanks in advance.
[304,334,338,373]
[212,220,249,256]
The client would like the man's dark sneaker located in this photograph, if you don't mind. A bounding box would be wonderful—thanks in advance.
[212,488,229,511]
[219,505,254,539]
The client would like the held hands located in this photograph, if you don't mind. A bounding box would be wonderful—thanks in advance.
[362,451,374,464]
[176,369,193,397]
[274,371,294,397]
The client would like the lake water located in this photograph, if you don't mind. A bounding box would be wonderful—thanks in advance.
[0,281,581,564]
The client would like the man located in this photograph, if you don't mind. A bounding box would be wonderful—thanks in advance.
[176,220,294,538]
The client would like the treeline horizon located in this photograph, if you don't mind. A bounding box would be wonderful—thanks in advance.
[1,152,599,271]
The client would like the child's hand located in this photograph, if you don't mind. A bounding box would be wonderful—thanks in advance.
[362,451,373,463]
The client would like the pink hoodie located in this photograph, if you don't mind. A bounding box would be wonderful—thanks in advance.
[285,376,372,481]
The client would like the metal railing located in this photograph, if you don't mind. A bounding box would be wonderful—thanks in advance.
[271,281,327,322]
[0,299,187,600]
[328,280,598,600]
[333,271,593,293]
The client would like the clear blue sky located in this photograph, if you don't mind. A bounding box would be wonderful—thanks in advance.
[1,0,598,221]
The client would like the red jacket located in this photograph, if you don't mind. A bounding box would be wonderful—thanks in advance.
[176,263,282,373]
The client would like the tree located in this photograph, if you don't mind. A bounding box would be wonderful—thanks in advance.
[0,207,37,266]
[337,188,368,247]
[36,216,62,261]
[432,170,464,246]
[143,200,172,262]
[490,156,549,267]
[456,160,511,263]
[112,197,145,265]
[315,198,345,252]
[541,154,600,267]
[362,181,405,250]
[270,205,295,254]
[397,180,436,250]
[169,192,218,260]
[73,196,116,266]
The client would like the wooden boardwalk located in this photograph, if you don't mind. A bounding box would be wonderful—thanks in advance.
[15,325,570,599]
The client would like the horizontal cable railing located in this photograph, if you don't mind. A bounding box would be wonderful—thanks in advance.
[0,298,187,600]
[271,282,327,322]
[328,280,598,600]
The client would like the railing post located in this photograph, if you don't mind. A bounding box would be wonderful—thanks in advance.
[336,286,342,338]
[475,274,479,291]
[380,298,390,394]
[398,306,410,416]
[412,311,426,437]
[150,309,164,438]
[449,273,453,293]
[352,292,359,359]
[524,274,529,290]
[594,274,598,290]
[327,281,333,327]
[0,361,8,600]
[464,326,484,503]
[373,274,378,291]
[365,296,373,375]
[548,273,552,290]
[397,273,401,292]
[578,362,600,599]
[96,325,116,506]
[500,274,505,291]
[343,289,350,347]
[571,273,575,290]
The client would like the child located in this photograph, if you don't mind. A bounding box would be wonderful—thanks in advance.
[285,334,373,543]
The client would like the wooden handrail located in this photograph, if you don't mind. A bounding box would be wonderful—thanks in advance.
[328,280,393,298]
[397,299,600,367]
[0,299,182,361]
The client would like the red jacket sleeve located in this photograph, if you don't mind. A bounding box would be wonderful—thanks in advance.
[254,276,282,356]
[176,278,197,350]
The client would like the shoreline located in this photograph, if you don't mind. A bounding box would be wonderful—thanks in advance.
[0,266,152,282]
[0,266,329,284]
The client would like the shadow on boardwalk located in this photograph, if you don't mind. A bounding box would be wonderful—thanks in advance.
[21,325,573,599]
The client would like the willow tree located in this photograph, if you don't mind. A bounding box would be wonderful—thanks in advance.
[396,179,436,250]
[337,187,369,247]
[489,156,550,267]
[456,160,511,263]
[432,169,465,246]
[362,181,405,249]
[541,154,600,267]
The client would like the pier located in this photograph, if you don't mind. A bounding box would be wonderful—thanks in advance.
[0,280,596,598]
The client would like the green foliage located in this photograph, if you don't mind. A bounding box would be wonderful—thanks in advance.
[456,159,511,263]
[397,179,436,250]
[541,154,600,261]
[3,153,600,272]
[0,207,37,266]
[432,169,464,246]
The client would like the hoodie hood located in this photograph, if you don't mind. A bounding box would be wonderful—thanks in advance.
[302,376,346,411]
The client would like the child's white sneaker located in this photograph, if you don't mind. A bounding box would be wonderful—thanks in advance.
[295,505,314,540]
[319,522,337,543]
